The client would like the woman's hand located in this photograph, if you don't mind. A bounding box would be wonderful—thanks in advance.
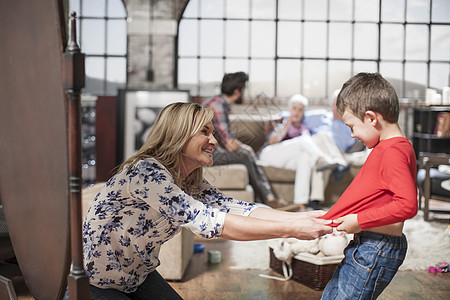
[333,214,362,234]
[222,209,332,241]
[268,119,291,144]
[287,210,333,240]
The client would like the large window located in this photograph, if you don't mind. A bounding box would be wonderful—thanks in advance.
[69,0,127,96]
[177,0,450,102]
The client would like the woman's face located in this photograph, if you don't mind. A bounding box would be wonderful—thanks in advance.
[181,121,217,174]
[289,102,305,124]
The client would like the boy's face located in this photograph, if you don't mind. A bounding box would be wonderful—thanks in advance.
[341,108,380,149]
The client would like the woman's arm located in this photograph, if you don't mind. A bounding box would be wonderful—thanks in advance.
[220,209,332,241]
[249,206,326,220]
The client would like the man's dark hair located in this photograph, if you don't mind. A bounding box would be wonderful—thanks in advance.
[221,72,249,96]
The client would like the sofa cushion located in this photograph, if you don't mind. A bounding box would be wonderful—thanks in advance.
[203,164,249,190]
[157,228,194,280]
[218,185,254,203]
[259,164,295,183]
[229,114,268,152]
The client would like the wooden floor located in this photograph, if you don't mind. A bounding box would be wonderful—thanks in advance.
[6,199,450,299]
[6,237,450,300]
[168,238,450,300]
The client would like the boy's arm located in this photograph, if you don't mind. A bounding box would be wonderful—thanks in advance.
[357,147,418,229]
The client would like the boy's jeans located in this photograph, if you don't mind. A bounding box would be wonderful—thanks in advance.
[321,231,407,300]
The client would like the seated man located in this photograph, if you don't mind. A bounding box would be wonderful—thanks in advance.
[202,72,285,208]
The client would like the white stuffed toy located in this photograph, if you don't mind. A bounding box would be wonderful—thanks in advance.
[267,232,350,281]
[289,238,320,255]
[318,230,350,256]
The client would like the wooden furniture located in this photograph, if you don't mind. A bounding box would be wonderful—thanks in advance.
[418,152,450,221]
[0,1,89,299]
[412,106,450,157]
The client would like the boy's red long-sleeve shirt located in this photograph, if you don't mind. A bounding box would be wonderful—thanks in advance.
[320,137,418,229]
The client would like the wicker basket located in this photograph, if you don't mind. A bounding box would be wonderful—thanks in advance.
[269,248,343,291]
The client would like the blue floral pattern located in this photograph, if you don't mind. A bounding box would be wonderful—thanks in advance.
[83,158,256,292]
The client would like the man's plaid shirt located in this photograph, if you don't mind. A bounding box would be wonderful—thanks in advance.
[202,95,234,148]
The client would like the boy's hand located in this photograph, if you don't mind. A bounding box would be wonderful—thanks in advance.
[333,214,362,234]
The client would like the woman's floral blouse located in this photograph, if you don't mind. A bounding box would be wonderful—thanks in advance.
[83,158,256,292]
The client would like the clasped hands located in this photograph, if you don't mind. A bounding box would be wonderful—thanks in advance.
[329,214,362,234]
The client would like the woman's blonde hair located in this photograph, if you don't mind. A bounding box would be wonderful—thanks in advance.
[118,102,215,191]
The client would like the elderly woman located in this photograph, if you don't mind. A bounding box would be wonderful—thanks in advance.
[259,94,347,211]
[75,102,332,299]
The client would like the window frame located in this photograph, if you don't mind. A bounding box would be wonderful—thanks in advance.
[176,0,450,102]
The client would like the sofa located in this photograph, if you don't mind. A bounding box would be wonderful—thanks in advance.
[202,164,254,203]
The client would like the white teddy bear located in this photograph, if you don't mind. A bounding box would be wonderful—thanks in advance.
[318,230,350,256]
[288,238,320,255]
[268,231,351,281]
[273,230,350,261]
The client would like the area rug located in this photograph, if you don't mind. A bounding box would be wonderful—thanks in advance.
[229,211,449,271]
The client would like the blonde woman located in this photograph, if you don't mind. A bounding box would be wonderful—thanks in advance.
[76,102,332,299]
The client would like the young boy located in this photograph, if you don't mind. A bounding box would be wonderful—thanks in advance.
[319,73,418,299]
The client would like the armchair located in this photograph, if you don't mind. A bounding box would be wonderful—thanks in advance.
[417,152,450,221]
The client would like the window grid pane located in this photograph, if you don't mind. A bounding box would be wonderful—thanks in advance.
[178,0,450,99]
[328,60,352,96]
[303,22,327,58]
[277,59,302,97]
[329,23,353,59]
[405,62,427,98]
[278,0,302,20]
[302,60,327,100]
[178,19,199,56]
[250,21,276,58]
[85,57,105,95]
[199,59,224,96]
[72,0,127,96]
[199,20,224,57]
[226,0,250,19]
[277,22,302,57]
[380,24,405,60]
[405,25,428,60]
[226,21,250,57]
[249,59,275,96]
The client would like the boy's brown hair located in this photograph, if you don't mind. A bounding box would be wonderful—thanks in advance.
[337,72,399,123]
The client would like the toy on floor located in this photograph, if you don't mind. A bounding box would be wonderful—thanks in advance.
[428,262,449,273]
